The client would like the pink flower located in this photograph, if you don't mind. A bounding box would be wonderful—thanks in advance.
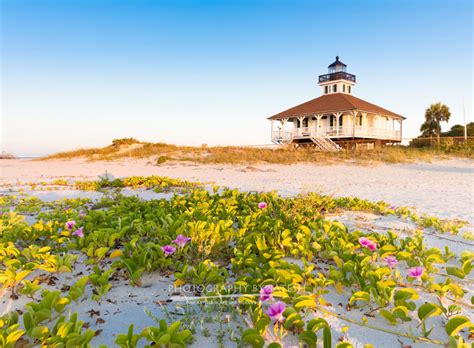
[258,202,267,209]
[408,266,425,280]
[173,235,192,248]
[366,241,377,251]
[65,220,76,230]
[384,256,398,268]
[161,245,176,256]
[71,227,84,238]
[259,285,273,301]
[359,237,376,250]
[267,301,286,322]
[358,237,371,247]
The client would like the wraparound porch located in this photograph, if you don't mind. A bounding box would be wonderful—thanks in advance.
[271,111,403,144]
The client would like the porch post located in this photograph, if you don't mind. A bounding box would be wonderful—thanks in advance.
[359,112,367,137]
[281,118,288,139]
[351,111,357,137]
[334,112,342,136]
[398,119,403,141]
[271,120,275,139]
[315,114,323,137]
[297,116,305,136]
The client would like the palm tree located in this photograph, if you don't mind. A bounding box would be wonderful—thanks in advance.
[424,103,451,147]
[420,119,437,146]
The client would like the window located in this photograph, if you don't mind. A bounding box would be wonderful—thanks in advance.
[333,84,337,92]
[297,118,308,128]
[348,86,351,94]
[325,86,329,94]
[343,84,346,93]
[357,115,363,126]
[330,115,343,127]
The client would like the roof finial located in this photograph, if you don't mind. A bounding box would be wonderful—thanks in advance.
[336,55,339,61]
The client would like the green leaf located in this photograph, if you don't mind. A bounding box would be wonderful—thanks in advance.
[445,316,472,336]
[336,343,353,348]
[379,309,396,325]
[242,330,264,348]
[307,318,329,332]
[35,308,52,323]
[6,330,25,344]
[157,333,171,344]
[255,317,270,335]
[168,321,181,335]
[392,306,410,321]
[283,312,304,330]
[299,331,317,348]
[394,288,419,302]
[30,326,50,340]
[417,303,442,321]
[268,343,282,348]
[349,291,370,306]
[462,260,472,275]
[333,255,343,268]
[95,247,110,259]
[323,326,332,348]
[294,297,317,310]
[23,312,33,332]
[446,267,465,279]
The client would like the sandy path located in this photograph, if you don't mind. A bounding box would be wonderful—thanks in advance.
[1,158,473,223]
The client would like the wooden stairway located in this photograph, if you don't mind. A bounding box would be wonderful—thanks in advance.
[310,137,340,152]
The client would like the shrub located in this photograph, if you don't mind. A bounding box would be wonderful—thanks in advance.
[111,138,140,147]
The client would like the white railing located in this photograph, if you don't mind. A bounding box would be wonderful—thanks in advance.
[293,127,311,137]
[272,130,292,143]
[272,126,401,143]
[354,126,400,140]
[316,126,400,140]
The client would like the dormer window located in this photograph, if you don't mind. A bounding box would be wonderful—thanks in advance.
[333,85,337,92]
[343,85,346,93]
[348,86,351,94]
[325,86,329,94]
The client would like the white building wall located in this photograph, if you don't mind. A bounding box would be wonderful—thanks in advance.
[320,80,355,95]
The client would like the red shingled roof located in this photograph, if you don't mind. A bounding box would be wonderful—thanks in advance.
[268,93,405,120]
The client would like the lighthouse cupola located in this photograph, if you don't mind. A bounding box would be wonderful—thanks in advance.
[318,56,356,95]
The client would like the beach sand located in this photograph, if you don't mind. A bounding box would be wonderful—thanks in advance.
[1,157,473,347]
[2,158,473,223]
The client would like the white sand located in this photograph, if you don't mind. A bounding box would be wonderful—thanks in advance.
[1,158,473,223]
[1,158,473,347]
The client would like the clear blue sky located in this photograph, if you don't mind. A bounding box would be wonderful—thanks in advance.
[1,0,472,156]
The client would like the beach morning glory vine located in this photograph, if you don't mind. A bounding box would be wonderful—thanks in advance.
[173,235,192,248]
[259,285,274,302]
[161,245,176,256]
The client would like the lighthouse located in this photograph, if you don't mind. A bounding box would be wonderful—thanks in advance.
[318,56,356,95]
[268,56,405,150]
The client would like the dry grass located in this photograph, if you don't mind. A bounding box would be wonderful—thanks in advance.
[41,138,473,165]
